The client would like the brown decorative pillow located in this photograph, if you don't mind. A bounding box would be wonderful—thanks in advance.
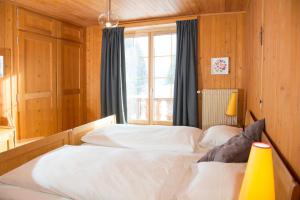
[198,119,265,163]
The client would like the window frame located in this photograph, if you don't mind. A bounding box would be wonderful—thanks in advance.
[125,26,176,125]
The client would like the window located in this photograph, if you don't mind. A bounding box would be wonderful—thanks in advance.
[125,29,176,125]
[125,35,149,122]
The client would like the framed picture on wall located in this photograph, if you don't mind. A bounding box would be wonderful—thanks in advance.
[211,57,229,75]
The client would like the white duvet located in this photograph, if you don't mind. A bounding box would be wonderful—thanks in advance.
[0,145,200,200]
[81,124,203,153]
[177,162,246,200]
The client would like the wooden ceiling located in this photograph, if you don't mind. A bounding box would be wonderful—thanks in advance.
[10,0,248,26]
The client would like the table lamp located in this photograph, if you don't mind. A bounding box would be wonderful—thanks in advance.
[226,92,238,116]
[239,142,275,200]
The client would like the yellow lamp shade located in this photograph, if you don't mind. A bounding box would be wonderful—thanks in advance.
[226,92,238,116]
[239,142,275,200]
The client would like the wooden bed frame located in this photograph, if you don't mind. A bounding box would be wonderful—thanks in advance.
[0,113,299,199]
[0,130,70,176]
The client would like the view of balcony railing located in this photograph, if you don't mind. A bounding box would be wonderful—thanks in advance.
[127,97,173,122]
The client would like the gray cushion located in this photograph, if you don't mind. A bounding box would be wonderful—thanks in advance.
[198,119,265,163]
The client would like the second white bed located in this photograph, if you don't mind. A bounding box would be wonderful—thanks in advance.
[0,145,200,200]
[0,144,245,200]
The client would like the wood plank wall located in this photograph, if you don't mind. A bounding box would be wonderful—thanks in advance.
[85,12,246,124]
[198,13,245,90]
[0,2,16,126]
[86,26,102,122]
[198,13,245,125]
[0,2,9,124]
[245,0,300,181]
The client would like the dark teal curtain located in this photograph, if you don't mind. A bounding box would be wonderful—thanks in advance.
[173,20,198,127]
[101,27,127,123]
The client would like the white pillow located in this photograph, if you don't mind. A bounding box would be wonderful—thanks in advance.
[199,125,242,147]
[81,124,203,153]
[177,162,246,200]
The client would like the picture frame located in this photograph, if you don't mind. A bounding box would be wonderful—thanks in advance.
[211,57,229,75]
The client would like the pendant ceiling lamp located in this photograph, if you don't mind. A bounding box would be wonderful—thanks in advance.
[98,0,119,28]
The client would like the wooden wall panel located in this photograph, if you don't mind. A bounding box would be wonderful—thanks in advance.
[246,0,300,181]
[0,48,12,125]
[0,2,15,127]
[85,26,102,122]
[0,2,9,125]
[0,2,4,47]
[198,13,245,89]
[198,13,245,126]
[245,0,263,119]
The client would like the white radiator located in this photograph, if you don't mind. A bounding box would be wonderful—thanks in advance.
[202,89,238,130]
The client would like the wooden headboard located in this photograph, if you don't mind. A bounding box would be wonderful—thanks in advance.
[245,111,300,200]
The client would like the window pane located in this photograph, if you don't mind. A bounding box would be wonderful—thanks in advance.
[154,56,172,78]
[127,97,148,121]
[153,98,173,121]
[171,55,176,78]
[154,78,173,98]
[152,33,175,122]
[134,37,148,57]
[172,34,177,55]
[154,35,172,56]
[125,37,134,49]
[125,32,176,124]
[125,36,149,121]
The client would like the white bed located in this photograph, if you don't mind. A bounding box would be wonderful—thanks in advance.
[81,124,204,153]
[0,145,199,200]
[0,118,246,200]
[0,121,248,200]
[0,144,245,200]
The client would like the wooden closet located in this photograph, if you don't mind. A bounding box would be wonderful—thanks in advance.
[16,8,85,139]
[58,40,84,131]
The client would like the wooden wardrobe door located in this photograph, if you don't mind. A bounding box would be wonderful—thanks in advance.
[58,40,84,130]
[58,22,84,43]
[17,8,58,37]
[18,31,58,139]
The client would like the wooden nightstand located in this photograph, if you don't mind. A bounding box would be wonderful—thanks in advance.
[0,126,16,151]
